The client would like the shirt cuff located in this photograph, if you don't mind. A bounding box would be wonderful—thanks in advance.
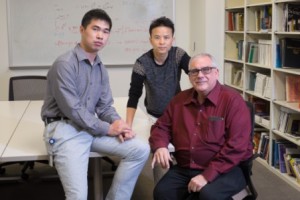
[201,168,220,183]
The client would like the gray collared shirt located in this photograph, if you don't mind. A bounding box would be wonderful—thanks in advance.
[41,44,120,135]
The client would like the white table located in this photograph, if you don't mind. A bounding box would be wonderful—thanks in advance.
[0,97,151,200]
[0,101,30,157]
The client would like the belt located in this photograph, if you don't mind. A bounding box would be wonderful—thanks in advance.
[44,117,69,126]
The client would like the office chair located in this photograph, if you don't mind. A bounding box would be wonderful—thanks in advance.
[237,101,259,200]
[0,75,48,180]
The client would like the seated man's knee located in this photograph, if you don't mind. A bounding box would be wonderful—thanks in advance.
[132,140,150,160]
[198,186,219,200]
[153,182,167,200]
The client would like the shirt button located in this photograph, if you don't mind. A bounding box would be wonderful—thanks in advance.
[87,97,90,100]
[191,147,194,150]
[90,82,92,85]
[197,122,201,126]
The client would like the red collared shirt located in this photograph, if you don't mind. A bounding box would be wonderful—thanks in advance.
[149,81,253,182]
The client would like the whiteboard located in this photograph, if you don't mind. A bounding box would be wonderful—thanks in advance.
[7,0,174,67]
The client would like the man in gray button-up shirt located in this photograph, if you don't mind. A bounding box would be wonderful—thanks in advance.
[41,9,149,200]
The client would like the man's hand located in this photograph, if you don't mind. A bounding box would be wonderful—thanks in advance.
[151,147,172,169]
[108,119,135,142]
[118,129,136,143]
[188,174,208,193]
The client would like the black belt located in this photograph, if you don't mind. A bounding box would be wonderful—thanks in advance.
[44,117,69,125]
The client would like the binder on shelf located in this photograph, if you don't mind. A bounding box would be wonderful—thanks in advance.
[280,38,300,68]
[275,44,282,68]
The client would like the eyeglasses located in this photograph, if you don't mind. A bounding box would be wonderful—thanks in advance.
[188,67,216,76]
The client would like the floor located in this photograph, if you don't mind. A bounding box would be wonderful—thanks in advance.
[0,157,300,200]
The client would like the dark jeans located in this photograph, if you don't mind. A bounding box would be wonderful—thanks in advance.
[153,165,246,200]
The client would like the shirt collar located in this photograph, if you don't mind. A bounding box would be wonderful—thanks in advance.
[184,81,221,106]
[74,43,102,65]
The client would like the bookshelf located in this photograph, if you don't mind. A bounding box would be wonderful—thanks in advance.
[224,0,300,191]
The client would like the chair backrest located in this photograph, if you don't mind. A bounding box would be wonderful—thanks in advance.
[239,101,258,200]
[9,76,47,101]
[245,101,255,139]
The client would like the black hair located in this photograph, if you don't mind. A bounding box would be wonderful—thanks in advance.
[149,16,174,36]
[81,9,112,30]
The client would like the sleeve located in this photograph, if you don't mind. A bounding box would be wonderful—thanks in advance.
[176,47,191,74]
[202,96,252,182]
[94,65,121,125]
[127,60,146,109]
[149,103,173,152]
[48,60,116,136]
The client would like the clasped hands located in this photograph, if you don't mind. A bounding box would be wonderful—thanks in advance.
[151,147,208,193]
[108,119,136,142]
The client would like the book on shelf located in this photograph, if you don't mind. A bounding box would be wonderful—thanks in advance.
[245,42,253,62]
[279,143,289,173]
[285,113,300,136]
[253,129,268,155]
[260,5,272,32]
[236,12,244,31]
[258,39,272,67]
[277,107,291,133]
[286,75,300,102]
[284,152,300,177]
[280,38,300,68]
[278,142,298,173]
[258,133,269,160]
[236,40,244,60]
[253,132,261,154]
[272,140,296,170]
[232,69,243,87]
[275,43,282,68]
[257,132,268,158]
[249,97,270,124]
[284,3,300,32]
[286,120,300,139]
[254,73,267,96]
[248,70,257,91]
[263,76,272,99]
[247,42,259,63]
[227,11,234,31]
[224,62,233,85]
[227,11,244,31]
[254,9,261,32]
[289,158,300,184]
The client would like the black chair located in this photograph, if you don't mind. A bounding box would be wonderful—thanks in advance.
[0,76,48,180]
[238,101,259,200]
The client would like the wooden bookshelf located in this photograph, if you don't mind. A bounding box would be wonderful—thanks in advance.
[224,0,300,191]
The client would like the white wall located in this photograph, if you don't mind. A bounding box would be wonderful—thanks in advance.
[0,0,223,101]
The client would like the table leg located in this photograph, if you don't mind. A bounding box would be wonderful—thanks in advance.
[93,157,103,200]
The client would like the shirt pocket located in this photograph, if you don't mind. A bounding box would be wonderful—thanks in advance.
[202,116,225,145]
